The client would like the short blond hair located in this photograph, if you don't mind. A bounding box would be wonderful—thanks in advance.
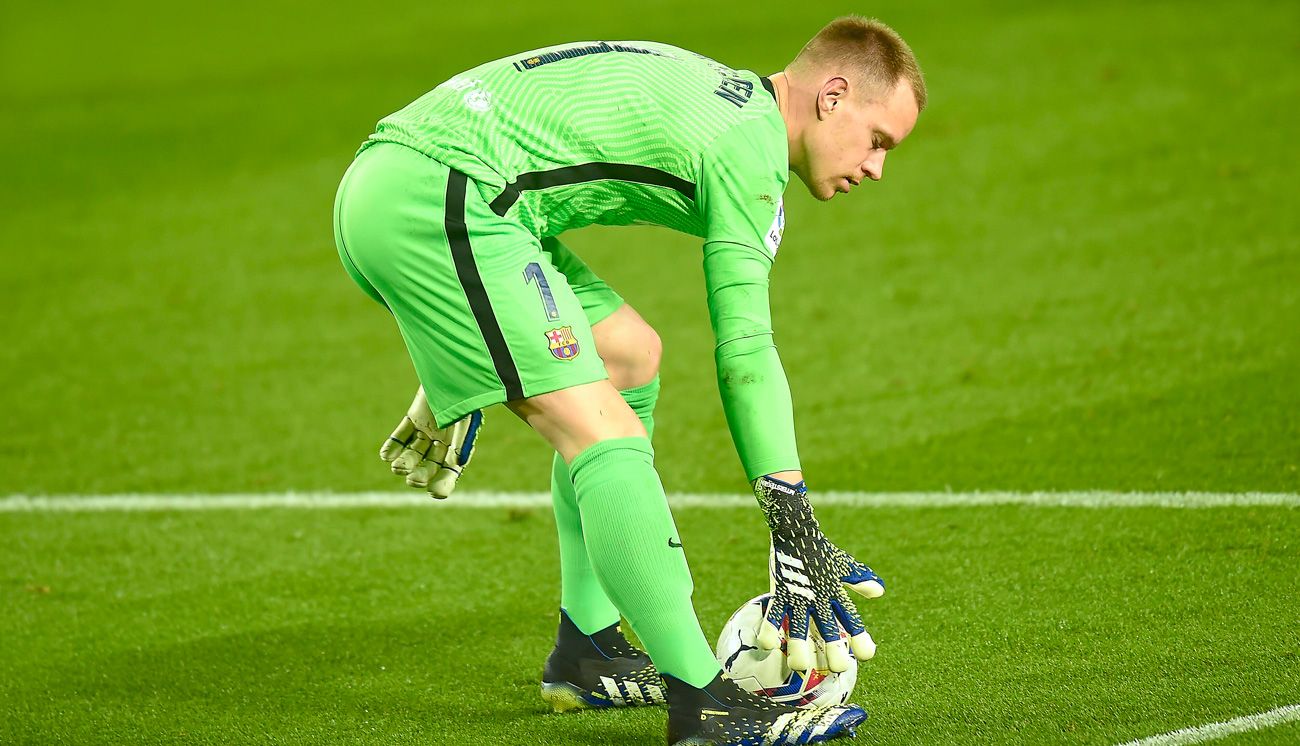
[790,16,927,110]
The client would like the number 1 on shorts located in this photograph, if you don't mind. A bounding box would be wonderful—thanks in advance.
[524,262,560,320]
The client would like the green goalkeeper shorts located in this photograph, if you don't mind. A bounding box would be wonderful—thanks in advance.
[333,142,623,427]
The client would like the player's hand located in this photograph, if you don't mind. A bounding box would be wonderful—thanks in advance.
[379,387,483,499]
[752,475,884,674]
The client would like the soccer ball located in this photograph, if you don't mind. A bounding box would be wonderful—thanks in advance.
[715,594,857,709]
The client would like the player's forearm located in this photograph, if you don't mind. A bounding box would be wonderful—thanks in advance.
[714,335,802,481]
[702,241,801,481]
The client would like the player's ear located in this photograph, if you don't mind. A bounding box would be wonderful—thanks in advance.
[817,76,849,119]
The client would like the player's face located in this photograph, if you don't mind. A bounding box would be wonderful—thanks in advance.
[799,77,920,201]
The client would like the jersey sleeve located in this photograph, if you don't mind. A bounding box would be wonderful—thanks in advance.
[697,117,799,481]
[698,116,789,257]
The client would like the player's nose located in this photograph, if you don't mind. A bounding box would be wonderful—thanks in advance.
[863,151,886,181]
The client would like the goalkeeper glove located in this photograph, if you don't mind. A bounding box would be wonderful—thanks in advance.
[753,475,884,674]
[380,387,482,499]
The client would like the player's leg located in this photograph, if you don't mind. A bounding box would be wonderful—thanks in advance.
[338,148,717,688]
[532,240,677,709]
[591,304,662,432]
[542,238,662,636]
[544,307,663,648]
[510,386,868,744]
[443,232,714,697]
[431,223,718,698]
[506,383,720,688]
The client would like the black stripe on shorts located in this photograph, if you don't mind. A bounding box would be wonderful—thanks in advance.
[444,169,525,401]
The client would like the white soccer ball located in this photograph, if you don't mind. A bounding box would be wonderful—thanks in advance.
[715,594,857,709]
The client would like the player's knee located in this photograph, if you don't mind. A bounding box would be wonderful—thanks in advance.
[595,306,662,390]
[627,324,662,388]
[610,325,660,390]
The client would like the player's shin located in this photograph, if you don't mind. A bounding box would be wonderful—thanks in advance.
[550,376,660,632]
[551,453,621,633]
[568,436,720,689]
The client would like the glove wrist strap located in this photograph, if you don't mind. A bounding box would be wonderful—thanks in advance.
[753,476,818,536]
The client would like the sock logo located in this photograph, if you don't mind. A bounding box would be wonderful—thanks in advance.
[668,537,683,549]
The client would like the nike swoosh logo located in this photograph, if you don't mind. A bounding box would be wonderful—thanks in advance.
[668,537,683,548]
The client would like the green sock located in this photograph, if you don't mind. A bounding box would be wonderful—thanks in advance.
[568,436,721,688]
[550,378,659,634]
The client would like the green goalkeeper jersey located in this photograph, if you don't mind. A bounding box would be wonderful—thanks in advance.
[365,41,800,480]
[364,40,786,253]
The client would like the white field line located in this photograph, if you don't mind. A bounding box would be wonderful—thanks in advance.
[1115,703,1300,746]
[0,491,1297,513]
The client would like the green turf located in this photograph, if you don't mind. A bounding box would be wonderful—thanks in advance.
[1,0,1295,495]
[4,504,1298,744]
[2,0,1298,742]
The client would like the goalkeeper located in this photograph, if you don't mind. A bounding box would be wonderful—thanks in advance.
[334,16,924,746]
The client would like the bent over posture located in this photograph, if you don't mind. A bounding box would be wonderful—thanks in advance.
[334,16,924,746]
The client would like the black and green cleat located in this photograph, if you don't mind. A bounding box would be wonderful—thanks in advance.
[664,672,867,746]
[540,610,667,712]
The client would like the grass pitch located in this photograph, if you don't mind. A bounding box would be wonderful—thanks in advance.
[4,499,1298,744]
[2,0,1296,496]
[2,0,1298,743]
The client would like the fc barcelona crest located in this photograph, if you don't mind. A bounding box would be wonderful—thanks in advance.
[545,326,581,360]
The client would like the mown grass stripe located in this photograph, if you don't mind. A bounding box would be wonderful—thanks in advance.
[1115,703,1300,746]
[1,491,1297,513]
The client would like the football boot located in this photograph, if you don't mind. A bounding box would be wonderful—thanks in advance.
[541,610,667,712]
[665,671,866,746]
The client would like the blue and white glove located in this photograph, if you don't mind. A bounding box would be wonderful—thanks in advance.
[753,476,884,673]
[380,387,483,499]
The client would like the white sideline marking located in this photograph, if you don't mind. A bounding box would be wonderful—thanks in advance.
[1115,703,1300,746]
[0,491,1297,513]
